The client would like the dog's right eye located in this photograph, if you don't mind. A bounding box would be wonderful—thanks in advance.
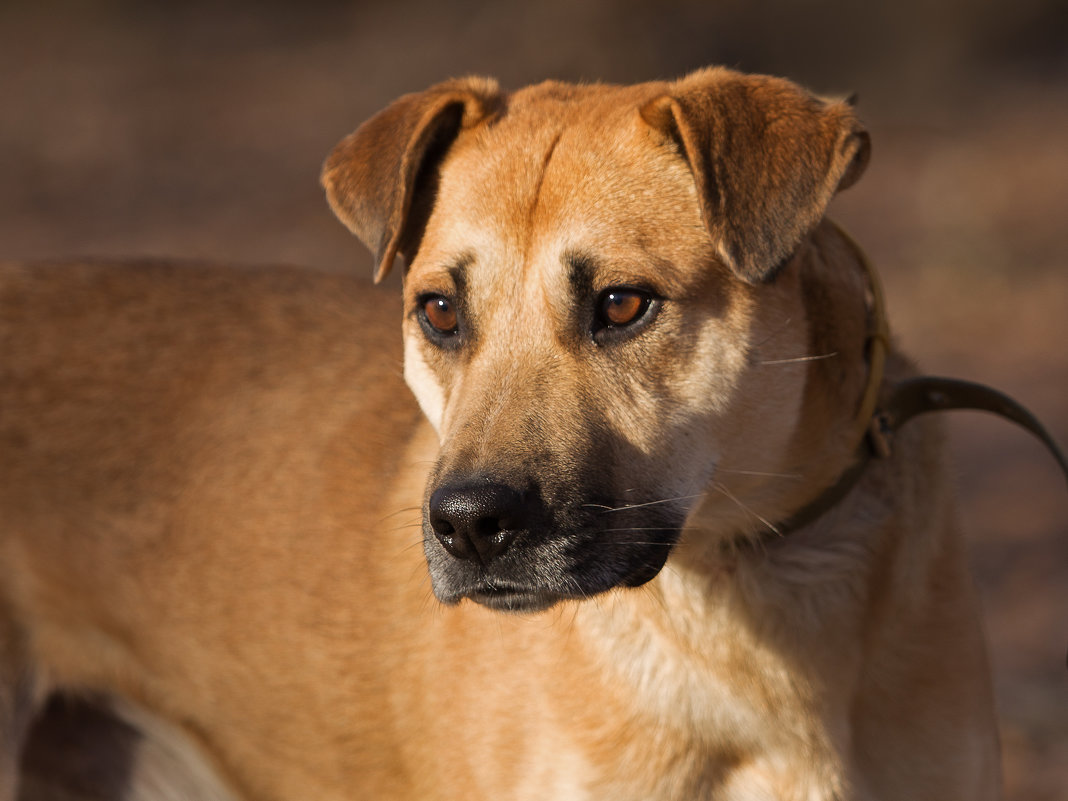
[418,294,460,341]
[424,297,457,333]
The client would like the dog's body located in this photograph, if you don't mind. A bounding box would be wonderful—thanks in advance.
[2,68,1000,799]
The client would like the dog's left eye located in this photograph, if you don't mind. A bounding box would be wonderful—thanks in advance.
[593,288,656,340]
[600,291,646,326]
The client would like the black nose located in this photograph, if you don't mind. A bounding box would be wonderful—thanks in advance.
[428,482,526,565]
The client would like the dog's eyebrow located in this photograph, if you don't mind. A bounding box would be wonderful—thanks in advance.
[412,254,472,308]
[564,250,596,298]
[448,255,471,296]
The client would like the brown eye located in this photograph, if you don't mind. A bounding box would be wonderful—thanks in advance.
[421,295,458,335]
[598,289,649,327]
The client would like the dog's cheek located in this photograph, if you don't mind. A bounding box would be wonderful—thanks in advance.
[593,317,746,479]
[613,320,756,511]
[681,319,752,414]
[403,335,448,434]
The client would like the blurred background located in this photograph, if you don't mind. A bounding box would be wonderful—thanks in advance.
[2,0,1065,796]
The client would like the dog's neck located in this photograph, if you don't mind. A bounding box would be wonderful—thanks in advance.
[758,222,889,539]
[743,225,1067,543]
[668,220,884,565]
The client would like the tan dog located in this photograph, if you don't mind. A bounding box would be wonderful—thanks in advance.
[1,67,1000,800]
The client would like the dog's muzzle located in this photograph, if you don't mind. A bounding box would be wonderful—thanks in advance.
[423,476,682,613]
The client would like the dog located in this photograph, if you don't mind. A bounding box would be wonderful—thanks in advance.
[1,67,1001,800]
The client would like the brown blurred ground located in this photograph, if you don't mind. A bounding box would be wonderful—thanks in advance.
[2,1,1065,797]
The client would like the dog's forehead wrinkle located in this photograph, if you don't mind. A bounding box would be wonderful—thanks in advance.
[522,129,565,255]
[529,144,708,292]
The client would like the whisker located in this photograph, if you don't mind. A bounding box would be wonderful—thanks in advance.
[752,316,795,349]
[594,528,675,537]
[714,467,802,480]
[379,506,422,523]
[384,519,423,534]
[593,539,674,545]
[563,573,593,602]
[560,603,581,656]
[399,537,427,555]
[409,553,433,586]
[712,482,781,537]
[758,352,838,366]
[584,493,705,514]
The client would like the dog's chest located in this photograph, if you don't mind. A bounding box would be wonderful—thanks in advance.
[559,597,852,801]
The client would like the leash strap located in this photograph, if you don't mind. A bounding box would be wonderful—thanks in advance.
[874,377,1068,484]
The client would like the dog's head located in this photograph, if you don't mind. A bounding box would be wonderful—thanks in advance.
[323,68,871,612]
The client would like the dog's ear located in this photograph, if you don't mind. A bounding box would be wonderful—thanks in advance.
[322,77,503,282]
[639,67,870,284]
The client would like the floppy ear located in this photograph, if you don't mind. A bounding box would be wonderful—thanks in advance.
[322,77,503,282]
[639,67,870,284]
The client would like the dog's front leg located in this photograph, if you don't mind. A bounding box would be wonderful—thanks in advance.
[0,618,40,801]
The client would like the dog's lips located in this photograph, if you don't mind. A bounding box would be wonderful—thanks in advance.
[467,584,560,614]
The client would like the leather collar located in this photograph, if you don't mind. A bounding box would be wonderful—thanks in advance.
[769,223,1068,538]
